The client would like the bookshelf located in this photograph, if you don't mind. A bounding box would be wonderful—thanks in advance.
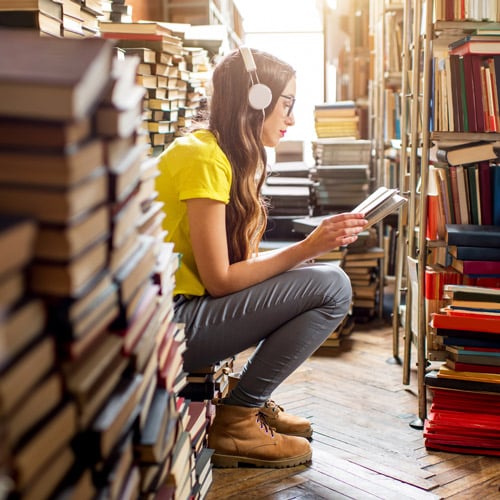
[397,0,500,432]
[160,0,243,49]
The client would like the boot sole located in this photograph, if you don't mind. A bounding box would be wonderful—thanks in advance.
[211,450,312,468]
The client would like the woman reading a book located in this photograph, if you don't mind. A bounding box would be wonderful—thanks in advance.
[157,47,367,468]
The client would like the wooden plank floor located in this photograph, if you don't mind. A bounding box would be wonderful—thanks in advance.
[206,319,500,499]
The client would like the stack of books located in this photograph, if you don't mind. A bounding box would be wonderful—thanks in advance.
[0,30,197,499]
[180,358,235,402]
[100,0,132,23]
[446,224,500,287]
[0,0,104,38]
[310,164,371,213]
[262,160,314,220]
[310,138,373,214]
[312,138,371,166]
[344,246,385,315]
[425,284,500,456]
[313,100,360,139]
[99,20,193,155]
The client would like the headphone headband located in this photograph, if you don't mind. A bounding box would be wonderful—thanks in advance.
[239,46,273,111]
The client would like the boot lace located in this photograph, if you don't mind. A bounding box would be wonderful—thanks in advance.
[256,410,275,437]
[263,399,284,415]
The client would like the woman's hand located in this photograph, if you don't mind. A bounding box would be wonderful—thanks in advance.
[303,212,368,259]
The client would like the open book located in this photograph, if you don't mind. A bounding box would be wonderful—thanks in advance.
[351,186,407,228]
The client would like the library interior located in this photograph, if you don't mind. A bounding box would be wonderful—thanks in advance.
[1,0,500,498]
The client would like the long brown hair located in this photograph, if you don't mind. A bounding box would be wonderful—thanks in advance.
[209,48,295,263]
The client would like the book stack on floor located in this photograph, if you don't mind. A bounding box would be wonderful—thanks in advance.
[262,159,314,241]
[344,246,385,316]
[310,138,371,214]
[313,100,360,139]
[0,30,205,499]
[425,284,500,456]
[425,223,500,456]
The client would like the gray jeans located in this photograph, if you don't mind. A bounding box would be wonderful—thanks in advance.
[173,262,352,407]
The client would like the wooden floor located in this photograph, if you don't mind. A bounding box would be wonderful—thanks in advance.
[206,319,500,500]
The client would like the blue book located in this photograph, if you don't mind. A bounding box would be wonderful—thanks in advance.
[492,165,500,226]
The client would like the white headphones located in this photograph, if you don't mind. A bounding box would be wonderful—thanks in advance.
[239,46,273,111]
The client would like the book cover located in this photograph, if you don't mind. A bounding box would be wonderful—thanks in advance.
[431,311,500,334]
[445,224,500,249]
[425,370,500,393]
[0,115,91,150]
[0,213,37,280]
[449,38,500,56]
[0,167,108,225]
[435,140,500,166]
[445,359,500,374]
[135,387,176,464]
[0,29,114,121]
[492,164,500,225]
[450,258,500,276]
[438,365,500,384]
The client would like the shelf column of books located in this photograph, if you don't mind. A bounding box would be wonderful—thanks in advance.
[420,3,500,455]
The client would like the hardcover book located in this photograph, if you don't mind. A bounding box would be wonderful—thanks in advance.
[445,224,500,249]
[0,29,114,121]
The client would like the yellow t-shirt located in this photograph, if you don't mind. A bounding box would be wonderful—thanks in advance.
[156,129,232,297]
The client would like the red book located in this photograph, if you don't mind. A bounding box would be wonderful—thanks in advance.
[450,39,500,57]
[469,54,487,132]
[445,358,500,374]
[451,258,500,275]
[431,312,500,334]
[478,161,493,224]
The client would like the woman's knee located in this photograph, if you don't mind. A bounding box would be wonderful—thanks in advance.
[313,264,352,313]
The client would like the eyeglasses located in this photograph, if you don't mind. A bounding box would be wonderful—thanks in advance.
[280,94,296,117]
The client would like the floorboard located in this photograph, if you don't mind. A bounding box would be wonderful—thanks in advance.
[206,319,500,499]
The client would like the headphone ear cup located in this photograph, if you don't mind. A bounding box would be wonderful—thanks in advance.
[248,82,272,110]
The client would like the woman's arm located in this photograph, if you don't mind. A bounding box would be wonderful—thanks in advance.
[187,198,367,297]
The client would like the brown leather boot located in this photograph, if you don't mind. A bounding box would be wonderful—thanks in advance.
[226,373,313,439]
[259,400,313,439]
[207,402,312,468]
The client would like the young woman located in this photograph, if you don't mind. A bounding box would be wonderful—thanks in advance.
[156,47,367,468]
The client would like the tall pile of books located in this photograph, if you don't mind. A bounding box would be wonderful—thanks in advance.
[0,29,211,499]
[99,20,211,157]
[425,284,500,456]
[425,223,500,456]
